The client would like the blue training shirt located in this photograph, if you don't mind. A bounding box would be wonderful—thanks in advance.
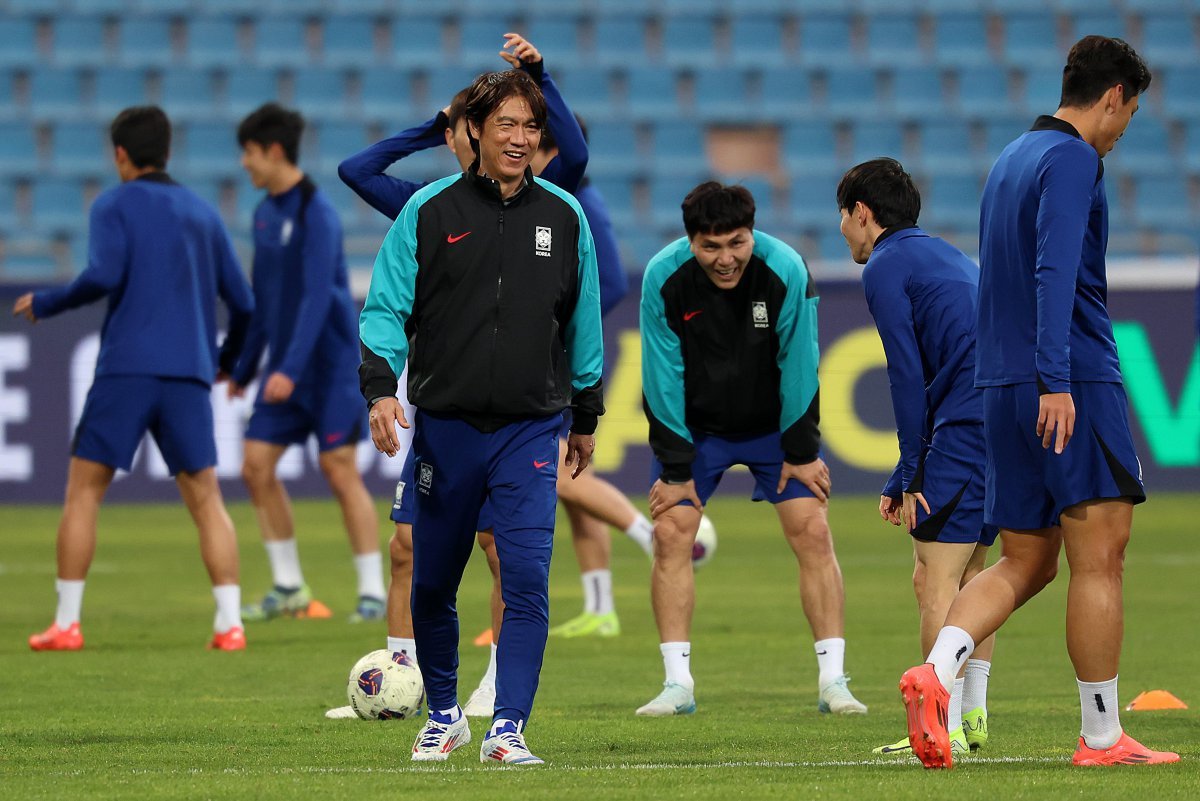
[977,115,1121,391]
[32,172,254,385]
[575,180,628,316]
[862,226,984,498]
[231,179,360,395]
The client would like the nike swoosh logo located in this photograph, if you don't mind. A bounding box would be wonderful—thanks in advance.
[533,460,551,469]
[681,652,690,658]
[446,231,471,243]
[817,650,828,655]
[683,310,702,321]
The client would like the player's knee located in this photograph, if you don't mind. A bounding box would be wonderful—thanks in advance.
[388,530,412,573]
[786,515,834,556]
[240,458,273,490]
[652,517,695,561]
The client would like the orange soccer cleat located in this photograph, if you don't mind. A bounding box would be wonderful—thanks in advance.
[1072,732,1180,767]
[899,663,953,769]
[207,626,247,651]
[29,622,84,651]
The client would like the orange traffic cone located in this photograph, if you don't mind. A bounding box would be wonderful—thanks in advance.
[1125,690,1188,711]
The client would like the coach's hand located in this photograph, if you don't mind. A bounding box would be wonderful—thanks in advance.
[262,372,295,404]
[1037,391,1075,454]
[649,479,702,519]
[564,432,595,479]
[500,33,542,67]
[901,491,931,533]
[369,397,409,457]
[879,495,902,526]
[12,293,36,323]
[781,458,830,503]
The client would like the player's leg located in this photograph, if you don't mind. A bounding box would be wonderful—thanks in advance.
[554,436,655,555]
[549,500,622,637]
[960,542,996,750]
[387,523,415,651]
[318,443,385,620]
[463,529,502,718]
[176,467,245,650]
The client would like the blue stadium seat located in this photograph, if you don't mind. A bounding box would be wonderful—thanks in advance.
[51,17,109,68]
[178,122,240,177]
[321,15,379,69]
[1107,117,1174,174]
[31,177,86,233]
[186,16,245,68]
[729,15,788,69]
[923,173,982,229]
[426,67,481,110]
[623,230,669,274]
[0,18,42,69]
[1051,0,1117,11]
[263,0,326,14]
[584,121,641,178]
[1163,66,1200,120]
[1,248,61,281]
[650,173,709,229]
[591,15,648,69]
[254,17,312,68]
[291,67,353,120]
[956,66,1015,117]
[865,15,927,67]
[314,121,369,172]
[29,68,85,120]
[661,16,720,69]
[226,68,281,117]
[849,120,906,166]
[1124,0,1197,10]
[1022,69,1064,113]
[824,68,880,117]
[649,120,705,174]
[981,116,1028,161]
[133,0,191,11]
[915,120,976,172]
[359,67,417,123]
[1141,14,1198,66]
[8,0,68,13]
[553,69,614,119]
[1131,174,1192,229]
[1181,119,1200,171]
[818,227,854,262]
[93,67,148,118]
[788,168,842,226]
[889,67,947,119]
[186,176,224,211]
[459,15,519,68]
[759,68,816,121]
[523,16,584,70]
[585,175,637,230]
[783,121,838,176]
[0,179,17,232]
[690,69,749,123]
[117,17,176,68]
[160,67,219,121]
[932,13,992,67]
[0,123,38,178]
[799,13,855,67]
[51,121,107,176]
[1067,12,1129,43]
[625,67,680,120]
[1001,13,1062,67]
[388,18,444,67]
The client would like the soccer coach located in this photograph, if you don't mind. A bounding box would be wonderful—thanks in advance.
[358,70,604,765]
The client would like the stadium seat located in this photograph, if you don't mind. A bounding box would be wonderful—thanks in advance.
[786,168,842,226]
[185,16,245,69]
[690,69,750,123]
[817,226,853,262]
[865,15,927,67]
[117,17,176,68]
[28,68,85,120]
[625,67,681,120]
[1022,69,1064,114]
[159,67,219,121]
[981,116,1029,161]
[889,67,948,119]
[458,15,519,69]
[291,67,353,120]
[553,69,615,119]
[523,16,584,70]
[93,67,149,118]
[923,173,982,228]
[1107,117,1174,175]
[1124,0,1197,10]
[1001,13,1062,67]
[1051,0,1117,11]
[931,12,992,67]
[1163,66,1200,120]
[177,122,240,177]
[729,15,789,69]
[915,120,977,172]
[1181,119,1200,171]
[7,0,68,13]
[0,123,38,178]
[426,67,482,110]
[591,15,649,70]
[849,120,906,166]
[51,17,109,69]
[728,175,777,227]
[0,18,42,70]
[824,68,880,117]
[133,0,191,11]
[1140,13,1198,66]
[759,68,816,122]
[51,121,107,176]
[314,121,369,173]
[584,121,641,178]
[321,15,380,69]
[1067,12,1129,43]
[1,248,61,281]
[253,17,313,68]
[798,13,855,67]
[661,15,721,69]
[226,68,281,118]
[648,120,705,174]
[782,121,838,176]
[650,173,709,229]
[585,175,637,230]
[388,18,445,68]
[1130,174,1192,230]
[956,65,1015,117]
[30,177,86,233]
[359,67,417,124]
[0,179,17,232]
[328,0,396,14]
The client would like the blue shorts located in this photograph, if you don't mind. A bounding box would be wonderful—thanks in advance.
[391,446,495,530]
[983,382,1146,530]
[73,375,216,475]
[652,430,816,506]
[907,425,999,546]
[245,383,365,452]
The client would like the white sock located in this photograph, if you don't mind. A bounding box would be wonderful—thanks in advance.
[581,569,614,615]
[437,705,462,723]
[963,658,991,713]
[54,579,85,629]
[624,514,654,556]
[660,641,694,690]
[480,643,498,688]
[264,538,304,589]
[354,551,386,600]
[1078,676,1122,750]
[387,636,416,661]
[950,677,965,732]
[814,637,846,688]
[212,584,242,633]
[926,626,974,692]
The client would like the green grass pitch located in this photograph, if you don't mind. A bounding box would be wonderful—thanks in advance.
[1,493,1196,799]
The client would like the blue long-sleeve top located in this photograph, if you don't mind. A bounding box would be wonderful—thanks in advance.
[338,61,587,220]
[977,115,1121,392]
[575,179,628,316]
[32,173,254,385]
[231,178,360,396]
[863,226,985,498]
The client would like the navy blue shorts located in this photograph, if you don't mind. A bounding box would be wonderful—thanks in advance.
[908,425,999,546]
[983,382,1146,530]
[73,375,216,475]
[391,446,495,530]
[652,429,816,507]
[245,383,365,452]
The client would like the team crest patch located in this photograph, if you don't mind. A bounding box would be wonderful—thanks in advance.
[393,481,406,509]
[752,301,769,328]
[418,464,433,494]
[535,226,552,257]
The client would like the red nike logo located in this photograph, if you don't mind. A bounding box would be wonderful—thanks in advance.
[683,310,703,321]
[533,459,551,469]
[324,433,343,444]
[446,231,471,243]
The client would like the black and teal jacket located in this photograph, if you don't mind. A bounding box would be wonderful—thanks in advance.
[641,232,820,482]
[359,166,605,434]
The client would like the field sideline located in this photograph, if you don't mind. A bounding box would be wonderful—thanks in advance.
[1,493,1196,800]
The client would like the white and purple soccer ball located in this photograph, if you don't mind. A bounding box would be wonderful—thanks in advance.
[692,515,718,569]
[347,649,424,720]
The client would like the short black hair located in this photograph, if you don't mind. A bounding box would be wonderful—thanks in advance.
[111,106,170,170]
[836,158,921,228]
[463,70,547,156]
[237,103,305,164]
[1060,36,1152,110]
[681,181,755,238]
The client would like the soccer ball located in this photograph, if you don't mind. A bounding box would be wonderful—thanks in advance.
[347,649,424,720]
[692,515,718,569]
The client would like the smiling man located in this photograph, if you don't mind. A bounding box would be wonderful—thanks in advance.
[637,182,865,719]
[359,70,603,765]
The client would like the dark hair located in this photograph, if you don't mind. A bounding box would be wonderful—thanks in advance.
[111,106,170,170]
[446,87,470,133]
[681,181,756,237]
[836,158,921,228]
[1060,36,1152,109]
[463,70,547,155]
[237,103,305,164]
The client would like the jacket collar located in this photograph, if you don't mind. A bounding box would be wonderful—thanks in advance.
[134,171,176,185]
[874,223,919,248]
[465,158,534,206]
[1030,115,1103,183]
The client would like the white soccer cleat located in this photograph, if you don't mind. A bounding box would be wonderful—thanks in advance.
[324,705,358,720]
[463,682,496,718]
[818,674,868,715]
[479,719,544,765]
[411,708,471,762]
[635,681,697,717]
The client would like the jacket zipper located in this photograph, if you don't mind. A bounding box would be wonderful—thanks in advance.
[488,208,505,425]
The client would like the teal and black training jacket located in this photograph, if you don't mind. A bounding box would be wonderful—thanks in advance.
[641,232,820,482]
[359,166,605,434]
